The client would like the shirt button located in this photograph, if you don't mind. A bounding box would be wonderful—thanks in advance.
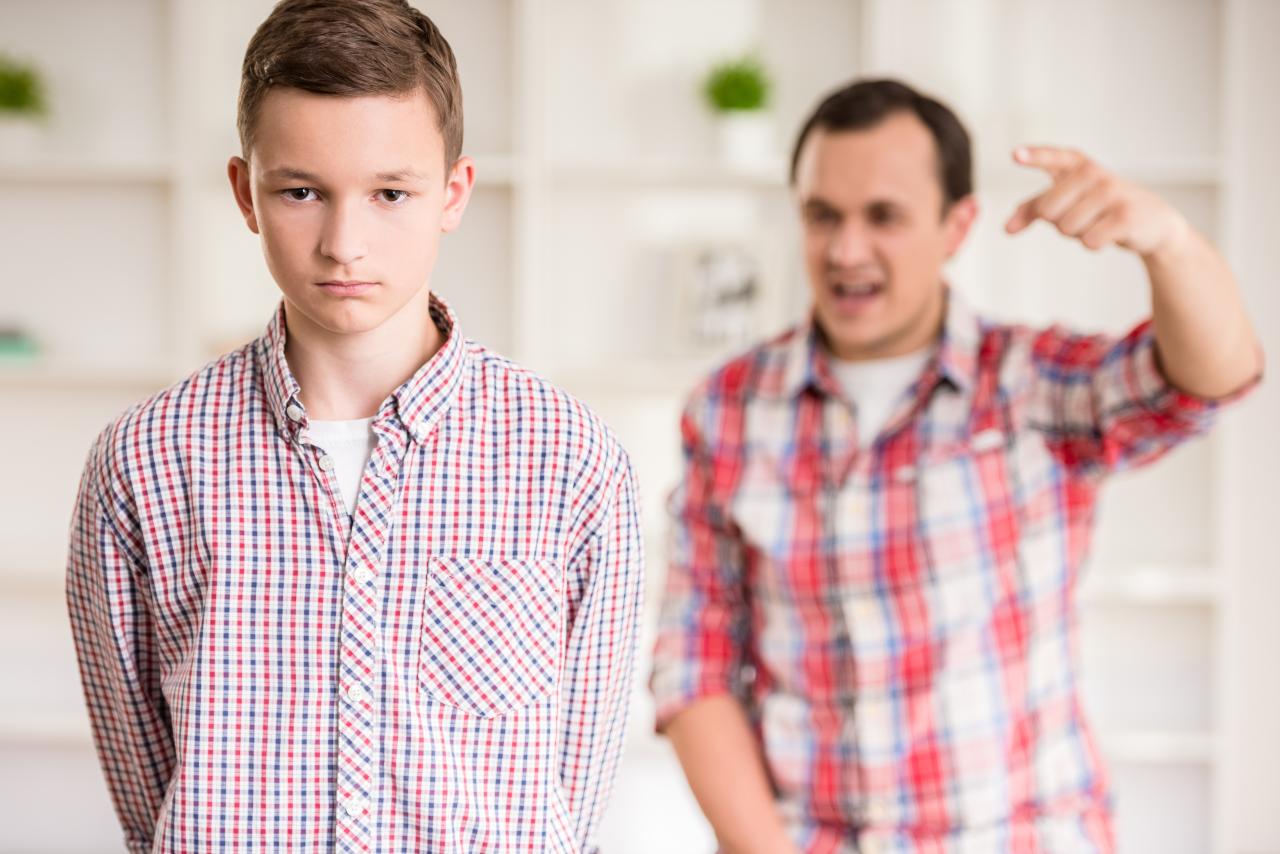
[971,427,1004,453]
[342,796,367,817]
[318,454,335,472]
[347,683,369,704]
[285,403,304,422]
[350,565,375,584]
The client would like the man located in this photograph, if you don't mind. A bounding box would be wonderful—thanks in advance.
[650,78,1261,852]
[65,2,643,851]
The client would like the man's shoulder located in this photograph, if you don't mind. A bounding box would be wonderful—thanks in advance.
[684,324,806,411]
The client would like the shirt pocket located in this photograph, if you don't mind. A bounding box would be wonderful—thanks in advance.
[419,555,562,717]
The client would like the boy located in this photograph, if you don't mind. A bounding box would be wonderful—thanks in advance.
[66,2,643,851]
[650,79,1262,852]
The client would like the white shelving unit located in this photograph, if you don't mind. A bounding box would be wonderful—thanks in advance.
[2,1,1274,852]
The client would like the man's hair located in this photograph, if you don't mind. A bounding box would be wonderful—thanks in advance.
[237,0,463,165]
[789,78,972,210]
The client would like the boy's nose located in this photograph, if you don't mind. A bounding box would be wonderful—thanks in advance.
[320,203,369,266]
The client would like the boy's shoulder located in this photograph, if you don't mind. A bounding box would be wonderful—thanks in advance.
[463,339,629,471]
[86,342,259,485]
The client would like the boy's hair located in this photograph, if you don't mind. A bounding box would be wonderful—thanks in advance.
[237,0,463,165]
[789,78,972,211]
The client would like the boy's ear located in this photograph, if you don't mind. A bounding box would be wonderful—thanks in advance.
[228,156,260,234]
[440,155,476,234]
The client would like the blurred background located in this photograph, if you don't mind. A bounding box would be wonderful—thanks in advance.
[0,0,1277,851]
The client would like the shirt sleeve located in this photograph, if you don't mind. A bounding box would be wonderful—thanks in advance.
[648,397,752,733]
[558,448,645,853]
[1028,318,1262,479]
[65,430,175,854]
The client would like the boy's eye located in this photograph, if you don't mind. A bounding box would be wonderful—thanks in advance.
[282,187,316,202]
[378,189,409,204]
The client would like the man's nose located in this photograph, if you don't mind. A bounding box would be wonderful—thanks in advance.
[827,219,874,268]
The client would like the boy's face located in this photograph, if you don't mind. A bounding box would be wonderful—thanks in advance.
[793,113,976,361]
[229,87,473,337]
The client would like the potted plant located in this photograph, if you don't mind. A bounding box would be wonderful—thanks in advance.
[0,54,48,158]
[703,55,774,167]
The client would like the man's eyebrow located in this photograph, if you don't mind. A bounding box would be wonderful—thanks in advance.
[801,197,840,213]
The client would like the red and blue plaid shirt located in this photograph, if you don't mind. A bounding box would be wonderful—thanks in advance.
[650,288,1256,853]
[66,295,644,853]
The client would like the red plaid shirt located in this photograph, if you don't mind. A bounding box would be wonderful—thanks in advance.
[650,288,1256,853]
[67,295,644,853]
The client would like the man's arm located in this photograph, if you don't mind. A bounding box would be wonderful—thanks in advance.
[558,448,645,852]
[665,696,799,854]
[1006,145,1262,398]
[650,404,800,854]
[65,432,174,854]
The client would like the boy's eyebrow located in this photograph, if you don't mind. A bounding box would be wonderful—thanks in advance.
[372,168,425,183]
[263,167,426,183]
[265,167,322,183]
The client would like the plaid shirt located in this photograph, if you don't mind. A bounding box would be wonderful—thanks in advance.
[650,288,1256,853]
[66,295,644,854]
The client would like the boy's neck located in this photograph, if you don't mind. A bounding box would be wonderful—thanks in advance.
[283,287,444,421]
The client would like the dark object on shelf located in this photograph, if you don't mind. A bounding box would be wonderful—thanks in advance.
[0,326,40,360]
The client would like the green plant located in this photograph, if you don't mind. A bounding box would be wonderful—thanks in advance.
[703,56,769,113]
[0,55,47,115]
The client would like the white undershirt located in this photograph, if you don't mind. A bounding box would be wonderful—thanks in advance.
[306,417,377,517]
[829,348,934,447]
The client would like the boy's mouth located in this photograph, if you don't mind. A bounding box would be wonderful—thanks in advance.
[317,281,378,296]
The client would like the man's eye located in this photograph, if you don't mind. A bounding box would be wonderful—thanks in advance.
[870,207,899,225]
[379,189,409,204]
[283,188,316,202]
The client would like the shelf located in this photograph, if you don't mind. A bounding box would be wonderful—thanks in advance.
[0,158,172,185]
[547,158,787,190]
[0,712,93,748]
[0,362,179,392]
[0,566,64,597]
[545,356,728,398]
[1078,567,1222,606]
[471,153,526,187]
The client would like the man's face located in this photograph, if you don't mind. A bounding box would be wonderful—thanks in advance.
[793,113,976,361]
[229,87,472,337]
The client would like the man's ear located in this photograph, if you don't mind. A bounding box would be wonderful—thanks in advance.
[943,194,979,259]
[440,155,476,234]
[228,156,260,235]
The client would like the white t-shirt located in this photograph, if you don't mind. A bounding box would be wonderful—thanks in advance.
[306,417,377,517]
[829,348,934,447]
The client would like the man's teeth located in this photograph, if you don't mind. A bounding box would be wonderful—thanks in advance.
[834,283,881,296]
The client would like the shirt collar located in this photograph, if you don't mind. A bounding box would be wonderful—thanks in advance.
[257,292,468,445]
[779,285,983,399]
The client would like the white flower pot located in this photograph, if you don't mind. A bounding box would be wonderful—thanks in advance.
[714,111,776,168]
[0,114,45,161]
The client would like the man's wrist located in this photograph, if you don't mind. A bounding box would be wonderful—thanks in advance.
[1141,210,1197,268]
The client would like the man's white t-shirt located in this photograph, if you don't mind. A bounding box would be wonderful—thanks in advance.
[829,347,934,447]
[306,417,377,516]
